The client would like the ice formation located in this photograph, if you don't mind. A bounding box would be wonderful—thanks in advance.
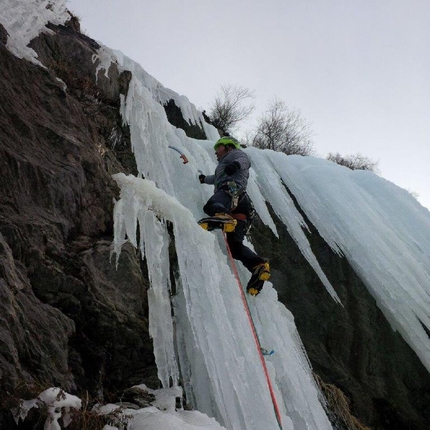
[3,1,430,428]
[109,48,336,430]
[109,46,430,428]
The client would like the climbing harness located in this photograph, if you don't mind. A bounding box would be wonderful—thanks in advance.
[222,232,283,430]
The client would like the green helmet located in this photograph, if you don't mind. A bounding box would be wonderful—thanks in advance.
[214,136,241,150]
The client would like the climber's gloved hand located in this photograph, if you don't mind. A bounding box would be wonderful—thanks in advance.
[224,161,240,176]
[198,174,206,183]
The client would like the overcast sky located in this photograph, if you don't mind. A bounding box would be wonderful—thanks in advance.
[66,0,430,209]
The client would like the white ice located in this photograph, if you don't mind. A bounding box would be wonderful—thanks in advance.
[272,154,430,371]
[109,46,334,429]
[108,45,430,427]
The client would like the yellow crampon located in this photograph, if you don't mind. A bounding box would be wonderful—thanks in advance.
[222,220,237,233]
[247,286,260,296]
[246,262,271,296]
[199,219,237,233]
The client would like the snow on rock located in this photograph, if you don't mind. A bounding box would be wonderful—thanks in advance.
[13,387,81,430]
[97,385,228,430]
[14,385,226,430]
[0,0,70,65]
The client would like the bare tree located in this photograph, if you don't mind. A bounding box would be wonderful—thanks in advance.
[327,152,379,172]
[208,84,255,134]
[252,99,314,156]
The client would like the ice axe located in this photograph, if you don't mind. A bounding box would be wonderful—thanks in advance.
[168,146,188,164]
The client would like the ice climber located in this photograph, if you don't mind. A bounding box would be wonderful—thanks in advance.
[198,136,271,295]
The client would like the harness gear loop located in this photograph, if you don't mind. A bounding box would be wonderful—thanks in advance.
[226,180,242,210]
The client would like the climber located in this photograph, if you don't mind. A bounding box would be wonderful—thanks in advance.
[198,136,270,295]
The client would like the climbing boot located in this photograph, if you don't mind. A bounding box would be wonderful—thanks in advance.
[198,213,237,232]
[247,262,271,296]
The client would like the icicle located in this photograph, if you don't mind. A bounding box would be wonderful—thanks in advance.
[144,211,179,387]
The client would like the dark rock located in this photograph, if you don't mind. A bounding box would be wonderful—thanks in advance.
[163,99,207,139]
[65,12,81,33]
[0,21,155,421]
[115,386,156,408]
[0,24,7,45]
[0,234,74,393]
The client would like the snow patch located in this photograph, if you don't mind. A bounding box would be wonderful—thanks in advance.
[0,0,70,65]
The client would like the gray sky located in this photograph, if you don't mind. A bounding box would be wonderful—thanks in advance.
[67,0,430,209]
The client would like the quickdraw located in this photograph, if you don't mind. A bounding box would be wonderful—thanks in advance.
[227,180,242,210]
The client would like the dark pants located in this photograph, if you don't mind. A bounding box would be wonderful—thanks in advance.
[203,190,264,272]
[203,189,234,217]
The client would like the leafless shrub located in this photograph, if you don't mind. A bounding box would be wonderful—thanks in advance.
[208,84,255,134]
[67,392,106,430]
[315,374,371,430]
[327,152,379,172]
[251,99,314,156]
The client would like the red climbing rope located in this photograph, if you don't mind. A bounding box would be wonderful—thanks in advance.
[222,232,283,430]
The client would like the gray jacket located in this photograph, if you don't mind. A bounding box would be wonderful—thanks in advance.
[204,149,250,193]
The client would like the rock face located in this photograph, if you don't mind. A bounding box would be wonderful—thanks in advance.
[0,22,155,416]
[0,19,429,430]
